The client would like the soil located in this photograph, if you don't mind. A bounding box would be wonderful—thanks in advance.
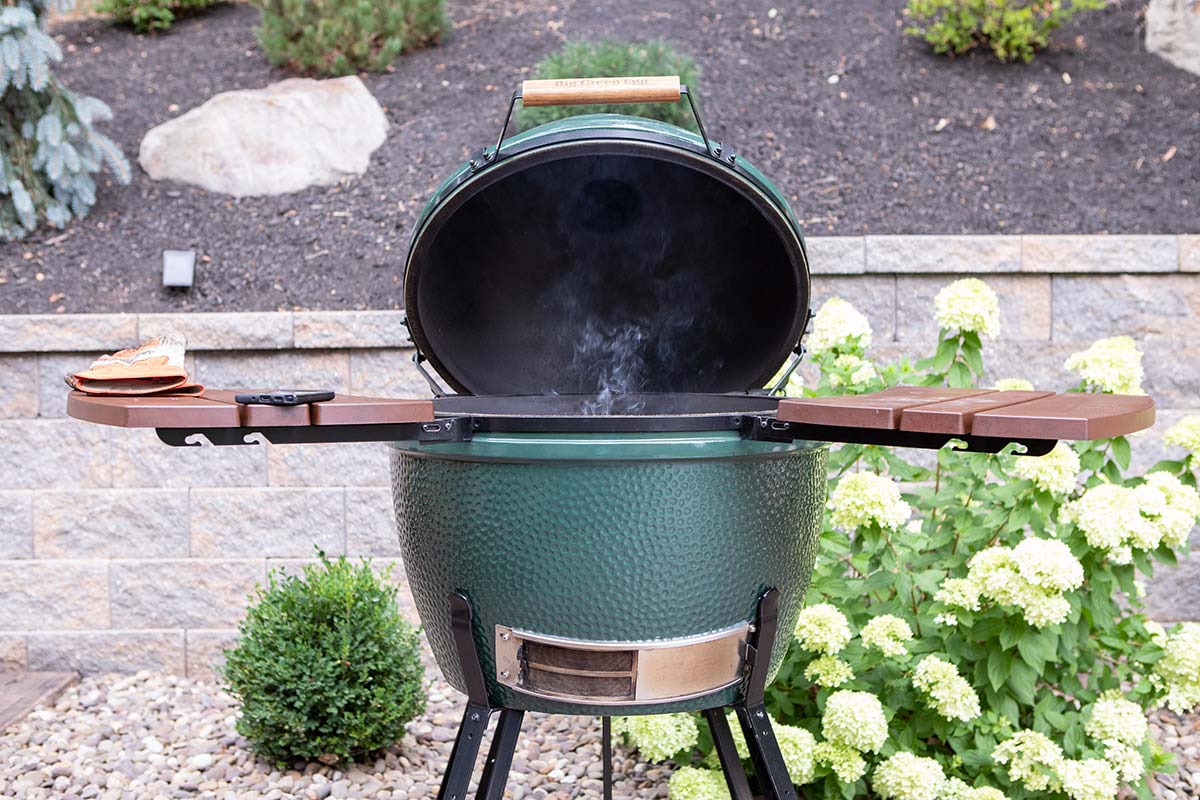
[1,0,1197,314]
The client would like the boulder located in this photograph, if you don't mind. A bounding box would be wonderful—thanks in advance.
[138,76,388,197]
[1146,0,1200,77]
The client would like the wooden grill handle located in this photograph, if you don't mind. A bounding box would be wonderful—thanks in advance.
[520,75,682,107]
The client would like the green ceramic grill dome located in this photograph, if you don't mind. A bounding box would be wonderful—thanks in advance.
[393,107,824,715]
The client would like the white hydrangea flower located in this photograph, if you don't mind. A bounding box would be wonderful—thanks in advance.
[814,740,867,782]
[1155,622,1200,713]
[668,766,730,800]
[1058,758,1119,800]
[967,788,1007,800]
[993,377,1035,392]
[794,603,852,655]
[912,655,982,722]
[1014,588,1072,628]
[1145,620,1169,646]
[1141,472,1200,549]
[775,723,817,785]
[829,472,912,532]
[829,353,879,390]
[1060,483,1146,557]
[804,654,854,687]
[934,278,1001,338]
[1011,537,1084,594]
[1103,742,1144,783]
[613,713,698,763]
[1064,336,1145,395]
[1010,442,1080,495]
[1164,415,1200,460]
[1084,692,1147,747]
[993,730,1065,792]
[935,577,982,612]
[872,752,946,800]
[822,690,888,753]
[968,547,1023,606]
[861,614,914,657]
[941,780,1008,800]
[808,297,873,355]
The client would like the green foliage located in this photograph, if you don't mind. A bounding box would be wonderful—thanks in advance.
[518,39,700,131]
[97,0,220,33]
[1,0,130,241]
[903,0,1106,63]
[629,286,1200,799]
[250,0,447,77]
[222,555,426,767]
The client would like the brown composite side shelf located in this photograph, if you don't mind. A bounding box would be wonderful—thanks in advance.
[777,387,1155,442]
[66,391,435,429]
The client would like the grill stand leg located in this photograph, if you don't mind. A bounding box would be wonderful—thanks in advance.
[476,708,524,800]
[726,588,797,800]
[602,716,614,800]
[438,703,491,800]
[704,708,754,800]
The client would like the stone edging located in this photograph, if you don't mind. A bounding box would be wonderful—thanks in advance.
[1,234,1196,353]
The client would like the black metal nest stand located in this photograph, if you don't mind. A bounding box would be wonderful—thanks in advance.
[438,589,797,800]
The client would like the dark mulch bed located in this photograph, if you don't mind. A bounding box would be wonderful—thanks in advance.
[2,0,1197,314]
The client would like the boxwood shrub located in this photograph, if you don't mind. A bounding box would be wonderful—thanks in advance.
[222,555,426,766]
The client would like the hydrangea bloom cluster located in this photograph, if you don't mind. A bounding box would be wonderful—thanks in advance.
[804,654,854,687]
[861,614,914,657]
[912,655,981,722]
[814,741,867,782]
[1084,692,1147,748]
[1058,758,1119,800]
[775,723,817,785]
[794,603,852,655]
[1064,336,1144,395]
[1154,622,1200,712]
[934,278,1001,338]
[613,713,697,763]
[807,297,873,355]
[872,752,946,800]
[936,539,1083,628]
[667,766,729,800]
[1061,474,1200,563]
[992,377,1034,391]
[992,730,1065,792]
[828,353,879,390]
[1164,415,1200,461]
[822,690,888,753]
[828,472,912,532]
[941,778,1007,800]
[1009,441,1081,495]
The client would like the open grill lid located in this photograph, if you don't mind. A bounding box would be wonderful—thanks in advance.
[402,76,811,398]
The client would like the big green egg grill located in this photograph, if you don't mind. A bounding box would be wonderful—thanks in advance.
[64,75,1159,800]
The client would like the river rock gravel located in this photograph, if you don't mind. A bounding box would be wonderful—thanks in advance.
[0,666,1195,799]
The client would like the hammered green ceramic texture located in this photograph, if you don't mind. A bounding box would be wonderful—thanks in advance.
[390,433,829,715]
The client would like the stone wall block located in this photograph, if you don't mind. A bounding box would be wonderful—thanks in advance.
[0,419,110,489]
[866,235,1020,273]
[190,488,344,558]
[1023,235,1178,273]
[110,559,263,629]
[0,356,37,419]
[0,490,33,559]
[33,489,189,558]
[293,311,411,349]
[137,312,293,350]
[0,560,109,630]
[0,314,137,353]
[27,630,186,674]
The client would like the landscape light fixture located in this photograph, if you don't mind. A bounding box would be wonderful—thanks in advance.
[162,249,196,289]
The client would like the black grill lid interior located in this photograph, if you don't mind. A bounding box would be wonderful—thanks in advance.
[405,141,809,397]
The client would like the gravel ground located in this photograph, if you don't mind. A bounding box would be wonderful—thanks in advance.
[1,0,1197,314]
[1,664,1196,799]
[0,659,671,800]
